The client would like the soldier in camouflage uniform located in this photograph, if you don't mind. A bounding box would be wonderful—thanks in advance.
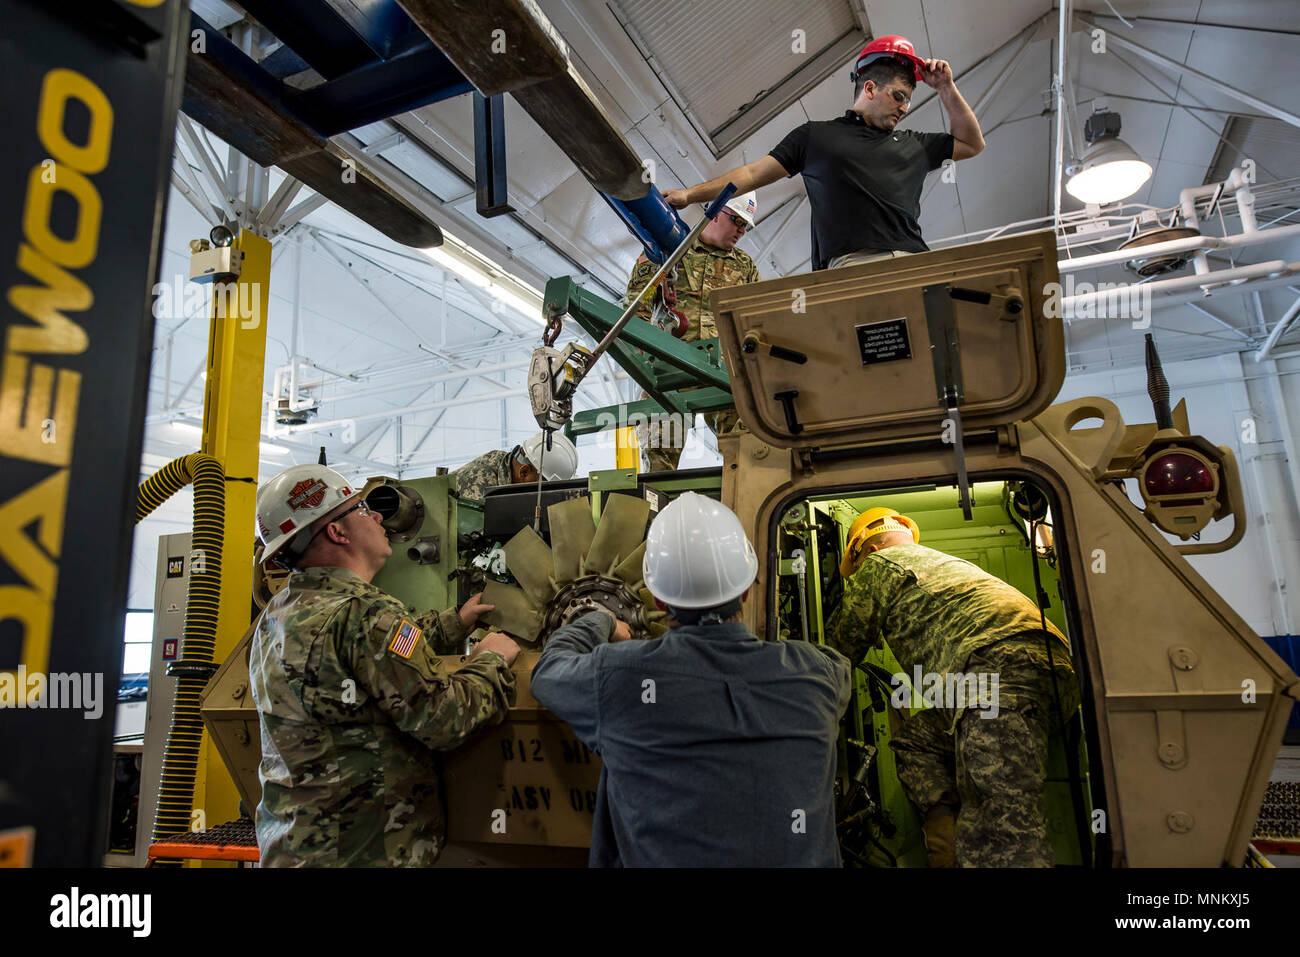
[452,430,578,503]
[622,192,762,471]
[452,448,517,503]
[825,510,1080,868]
[251,464,521,866]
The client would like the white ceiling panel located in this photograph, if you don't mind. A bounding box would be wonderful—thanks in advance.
[1158,0,1300,31]
[907,0,1052,68]
[541,0,669,127]
[610,0,867,154]
[859,0,928,50]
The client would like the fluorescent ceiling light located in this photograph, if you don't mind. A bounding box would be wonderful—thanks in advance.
[421,231,546,325]
[168,419,290,455]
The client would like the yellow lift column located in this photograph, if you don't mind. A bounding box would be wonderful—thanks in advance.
[615,426,639,471]
[191,228,271,862]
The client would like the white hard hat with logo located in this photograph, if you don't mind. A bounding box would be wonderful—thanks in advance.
[722,191,758,228]
[642,491,759,608]
[256,464,361,566]
[520,430,579,481]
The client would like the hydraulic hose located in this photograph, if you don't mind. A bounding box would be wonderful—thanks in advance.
[135,453,226,860]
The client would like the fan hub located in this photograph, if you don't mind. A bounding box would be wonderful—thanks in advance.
[546,575,649,639]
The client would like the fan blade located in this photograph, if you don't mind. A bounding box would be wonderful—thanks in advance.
[612,541,646,587]
[548,496,595,584]
[478,580,544,644]
[502,525,557,606]
[585,493,651,576]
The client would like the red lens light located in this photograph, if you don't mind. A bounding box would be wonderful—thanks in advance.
[1144,452,1214,497]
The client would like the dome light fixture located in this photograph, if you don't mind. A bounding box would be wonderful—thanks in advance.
[1065,109,1152,205]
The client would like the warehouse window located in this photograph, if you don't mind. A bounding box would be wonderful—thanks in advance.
[122,611,154,676]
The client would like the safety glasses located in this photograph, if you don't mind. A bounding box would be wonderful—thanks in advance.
[333,499,373,522]
[883,87,911,109]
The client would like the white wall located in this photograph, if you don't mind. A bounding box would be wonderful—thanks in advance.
[1055,352,1300,638]
[127,471,193,611]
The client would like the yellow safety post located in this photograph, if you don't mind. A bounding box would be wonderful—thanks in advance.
[615,425,640,472]
[191,228,271,864]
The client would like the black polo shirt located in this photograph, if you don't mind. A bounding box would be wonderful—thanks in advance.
[769,111,954,269]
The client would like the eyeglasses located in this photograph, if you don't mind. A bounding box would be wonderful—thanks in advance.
[724,212,750,231]
[334,499,373,522]
[291,498,375,561]
[883,87,911,109]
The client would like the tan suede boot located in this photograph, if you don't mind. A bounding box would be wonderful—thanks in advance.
[922,808,957,868]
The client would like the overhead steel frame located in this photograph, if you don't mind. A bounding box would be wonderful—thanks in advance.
[167,115,559,476]
[1075,12,1300,132]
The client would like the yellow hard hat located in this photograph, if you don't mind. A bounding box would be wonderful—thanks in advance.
[839,507,919,577]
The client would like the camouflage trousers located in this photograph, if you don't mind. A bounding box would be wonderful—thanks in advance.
[889,636,1080,867]
[638,387,742,472]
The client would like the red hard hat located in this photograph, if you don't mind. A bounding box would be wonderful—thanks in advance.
[852,35,924,83]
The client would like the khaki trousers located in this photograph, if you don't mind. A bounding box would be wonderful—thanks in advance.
[827,248,914,269]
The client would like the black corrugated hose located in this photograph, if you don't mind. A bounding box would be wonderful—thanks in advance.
[136,453,225,864]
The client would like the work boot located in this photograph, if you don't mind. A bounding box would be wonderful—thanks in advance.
[922,807,957,868]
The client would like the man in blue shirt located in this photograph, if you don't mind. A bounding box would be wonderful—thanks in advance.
[531,492,851,866]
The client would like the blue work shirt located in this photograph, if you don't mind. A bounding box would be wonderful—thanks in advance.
[530,612,852,867]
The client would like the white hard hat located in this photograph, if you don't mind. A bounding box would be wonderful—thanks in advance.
[723,191,758,228]
[520,431,578,481]
[642,492,758,609]
[256,464,361,565]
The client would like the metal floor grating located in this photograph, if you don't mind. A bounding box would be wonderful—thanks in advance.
[1253,781,1300,842]
[149,818,259,863]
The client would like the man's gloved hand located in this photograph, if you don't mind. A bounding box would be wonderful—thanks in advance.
[458,592,495,633]
[588,606,634,642]
[922,806,957,868]
[472,631,520,666]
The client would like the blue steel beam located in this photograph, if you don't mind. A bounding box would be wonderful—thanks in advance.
[291,46,473,135]
[473,92,514,217]
[602,188,691,265]
[236,0,425,79]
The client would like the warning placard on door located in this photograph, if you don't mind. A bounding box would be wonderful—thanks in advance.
[0,826,34,867]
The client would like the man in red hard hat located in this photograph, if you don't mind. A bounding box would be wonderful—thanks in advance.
[663,34,984,271]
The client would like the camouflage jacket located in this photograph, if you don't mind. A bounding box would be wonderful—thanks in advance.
[824,543,1074,686]
[622,240,761,343]
[249,566,516,866]
[452,448,513,502]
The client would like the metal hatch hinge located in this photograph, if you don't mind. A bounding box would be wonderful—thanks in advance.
[923,282,972,519]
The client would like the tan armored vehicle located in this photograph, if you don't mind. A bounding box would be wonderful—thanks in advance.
[204,232,1297,867]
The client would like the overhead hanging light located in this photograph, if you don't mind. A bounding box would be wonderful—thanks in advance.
[1065,109,1152,205]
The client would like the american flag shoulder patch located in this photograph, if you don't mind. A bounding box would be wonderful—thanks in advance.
[388,619,422,659]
